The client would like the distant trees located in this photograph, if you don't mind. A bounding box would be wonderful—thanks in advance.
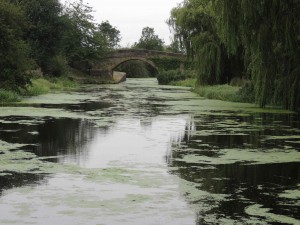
[169,0,300,110]
[0,0,121,90]
[133,27,164,51]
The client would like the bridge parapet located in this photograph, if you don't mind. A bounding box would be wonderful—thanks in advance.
[104,49,186,59]
[92,49,187,80]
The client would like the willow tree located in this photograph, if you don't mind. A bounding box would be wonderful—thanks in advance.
[168,0,244,85]
[214,0,300,110]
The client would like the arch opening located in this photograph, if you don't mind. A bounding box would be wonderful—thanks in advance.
[113,58,159,78]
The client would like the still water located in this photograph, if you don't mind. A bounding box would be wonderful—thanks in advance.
[0,78,299,224]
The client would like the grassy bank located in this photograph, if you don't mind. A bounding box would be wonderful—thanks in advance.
[24,77,79,96]
[160,75,255,104]
[194,85,241,102]
[169,78,196,88]
[0,77,78,104]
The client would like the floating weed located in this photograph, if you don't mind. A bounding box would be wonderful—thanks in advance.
[176,148,300,165]
[245,204,300,224]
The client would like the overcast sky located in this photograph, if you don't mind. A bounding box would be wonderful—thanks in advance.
[63,0,183,47]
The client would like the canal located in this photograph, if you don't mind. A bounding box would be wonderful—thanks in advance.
[0,78,299,224]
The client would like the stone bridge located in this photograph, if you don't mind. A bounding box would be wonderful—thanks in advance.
[90,49,186,79]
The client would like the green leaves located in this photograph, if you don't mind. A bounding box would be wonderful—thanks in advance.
[0,0,32,91]
[169,0,300,110]
[134,27,164,51]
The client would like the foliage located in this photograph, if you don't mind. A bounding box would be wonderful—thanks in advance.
[149,57,187,72]
[194,85,241,102]
[168,0,239,86]
[0,0,122,92]
[157,69,195,85]
[98,21,121,49]
[165,38,184,53]
[133,27,164,51]
[16,0,66,75]
[116,61,150,78]
[62,0,109,65]
[23,77,78,96]
[0,0,33,91]
[169,78,196,88]
[215,0,300,110]
[169,0,300,110]
[0,89,21,103]
[44,55,69,77]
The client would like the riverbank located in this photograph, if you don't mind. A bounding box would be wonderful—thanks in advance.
[0,76,79,104]
[169,78,253,102]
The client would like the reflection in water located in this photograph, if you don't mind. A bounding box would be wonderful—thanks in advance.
[35,118,98,161]
[168,113,300,224]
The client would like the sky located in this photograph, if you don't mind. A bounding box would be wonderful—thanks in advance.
[63,0,183,47]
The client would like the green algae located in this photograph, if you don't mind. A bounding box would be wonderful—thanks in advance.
[0,78,299,224]
[0,140,28,152]
[21,91,100,105]
[245,204,300,224]
[278,184,300,206]
[177,148,300,165]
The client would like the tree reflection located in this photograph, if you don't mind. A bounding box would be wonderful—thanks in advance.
[167,113,300,223]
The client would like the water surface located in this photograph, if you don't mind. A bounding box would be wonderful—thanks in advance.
[0,78,299,224]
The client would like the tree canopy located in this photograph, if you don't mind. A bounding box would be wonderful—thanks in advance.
[133,27,164,51]
[0,0,32,91]
[169,0,300,110]
[0,0,121,90]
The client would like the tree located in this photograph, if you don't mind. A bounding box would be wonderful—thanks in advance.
[134,27,164,51]
[62,0,111,69]
[168,0,242,85]
[213,0,300,109]
[0,0,32,91]
[166,38,184,53]
[169,0,300,110]
[16,0,66,75]
[98,21,121,49]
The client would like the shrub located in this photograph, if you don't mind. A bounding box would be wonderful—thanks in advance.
[44,55,68,77]
[0,89,20,103]
[157,69,195,85]
[194,85,240,102]
[236,82,255,103]
[169,78,196,87]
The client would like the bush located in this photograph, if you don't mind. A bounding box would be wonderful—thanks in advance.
[169,78,196,87]
[0,89,20,103]
[157,69,195,85]
[44,55,68,77]
[24,79,51,96]
[236,82,255,103]
[194,85,241,102]
[23,77,78,96]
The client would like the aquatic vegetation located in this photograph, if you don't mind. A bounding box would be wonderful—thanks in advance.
[245,204,300,224]
[0,78,299,224]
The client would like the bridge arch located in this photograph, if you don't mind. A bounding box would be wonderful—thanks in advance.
[90,49,186,79]
[111,57,159,73]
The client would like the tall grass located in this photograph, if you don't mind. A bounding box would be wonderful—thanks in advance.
[194,84,255,103]
[157,69,195,85]
[24,77,78,96]
[169,78,196,88]
[194,85,240,101]
[0,89,21,103]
